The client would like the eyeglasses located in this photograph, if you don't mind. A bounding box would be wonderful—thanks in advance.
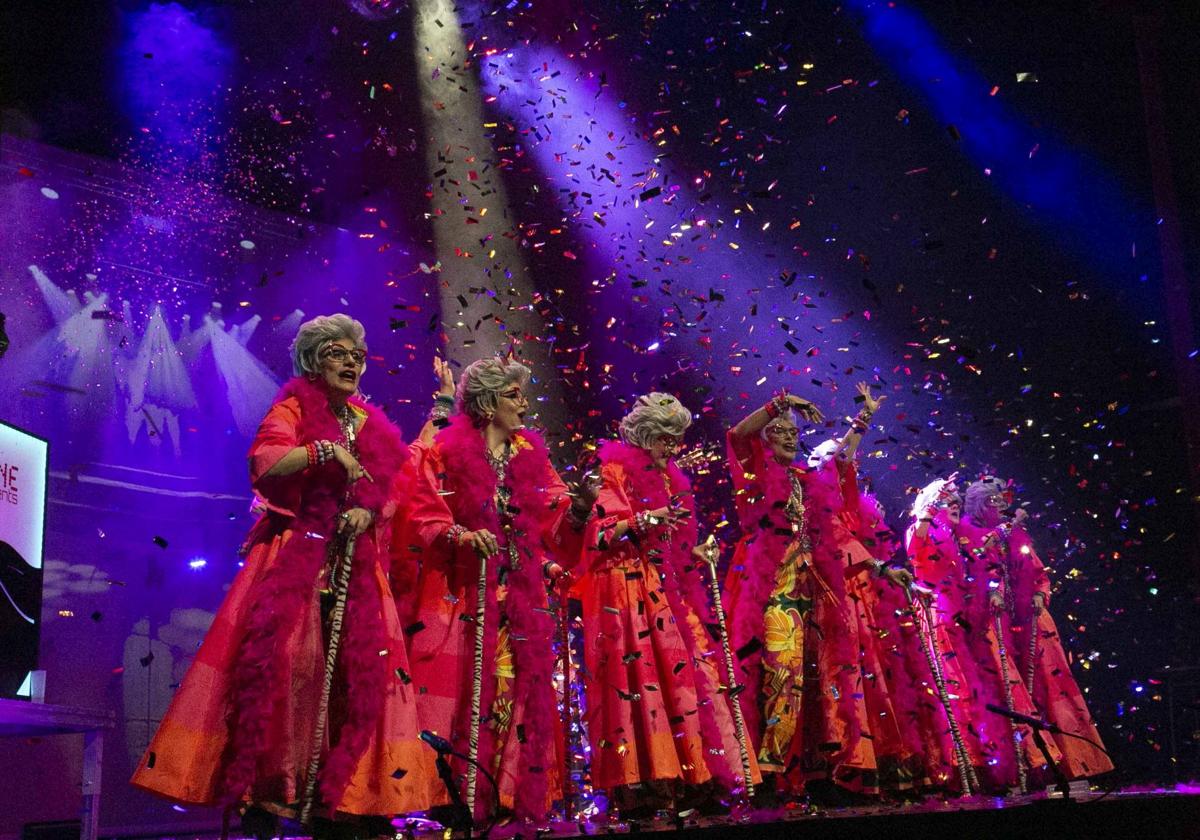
[766,425,799,439]
[322,346,367,365]
[656,434,684,447]
[499,389,529,405]
[985,494,1010,508]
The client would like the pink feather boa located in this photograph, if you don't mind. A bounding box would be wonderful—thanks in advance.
[724,437,799,748]
[595,441,738,787]
[852,493,939,775]
[218,377,408,812]
[433,415,561,820]
[722,443,867,777]
[797,458,867,777]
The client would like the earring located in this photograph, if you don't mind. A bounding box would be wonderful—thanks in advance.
[306,372,317,381]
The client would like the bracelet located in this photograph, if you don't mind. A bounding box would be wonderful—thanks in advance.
[631,511,651,537]
[434,394,455,406]
[313,439,336,465]
[764,390,789,420]
[446,524,468,546]
[306,442,318,468]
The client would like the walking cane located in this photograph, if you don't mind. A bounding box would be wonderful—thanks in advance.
[466,549,489,821]
[1025,600,1040,699]
[994,611,1028,794]
[699,536,756,799]
[905,585,978,795]
[300,533,357,826]
[555,583,580,820]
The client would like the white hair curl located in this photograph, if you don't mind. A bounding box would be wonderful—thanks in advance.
[618,392,692,450]
[290,313,366,376]
[964,476,1006,522]
[456,356,531,421]
[911,477,961,519]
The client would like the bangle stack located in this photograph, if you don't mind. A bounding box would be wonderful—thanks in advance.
[430,394,454,426]
[764,390,790,420]
[632,510,653,537]
[851,406,874,432]
[306,440,336,467]
[445,523,468,545]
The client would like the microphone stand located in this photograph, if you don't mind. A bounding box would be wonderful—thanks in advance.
[1028,726,1072,801]
[984,704,1073,801]
[422,734,502,839]
[431,749,473,834]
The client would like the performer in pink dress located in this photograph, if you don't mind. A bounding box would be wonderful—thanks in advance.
[131,315,437,831]
[904,476,995,791]
[401,356,596,823]
[793,384,930,797]
[953,478,1064,790]
[957,478,1113,783]
[575,393,761,816]
[721,389,825,793]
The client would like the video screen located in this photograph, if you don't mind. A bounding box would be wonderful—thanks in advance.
[0,421,47,699]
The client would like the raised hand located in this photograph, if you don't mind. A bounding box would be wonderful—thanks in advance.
[788,395,824,424]
[433,356,456,399]
[568,469,602,515]
[856,381,887,414]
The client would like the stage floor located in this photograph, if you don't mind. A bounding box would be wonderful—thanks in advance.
[515,786,1200,840]
[92,785,1200,840]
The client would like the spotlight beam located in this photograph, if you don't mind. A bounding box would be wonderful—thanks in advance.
[413,0,561,404]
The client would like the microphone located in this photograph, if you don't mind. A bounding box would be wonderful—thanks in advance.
[419,730,454,754]
[985,703,1063,735]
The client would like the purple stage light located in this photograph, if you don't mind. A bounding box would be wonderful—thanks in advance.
[119,3,232,149]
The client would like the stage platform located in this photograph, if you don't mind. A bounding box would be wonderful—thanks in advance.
[587,787,1200,840]
[90,786,1200,840]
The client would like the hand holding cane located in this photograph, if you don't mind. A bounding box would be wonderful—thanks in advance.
[697,535,756,799]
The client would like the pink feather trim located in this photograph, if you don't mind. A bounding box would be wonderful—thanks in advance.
[431,416,563,820]
[218,377,409,813]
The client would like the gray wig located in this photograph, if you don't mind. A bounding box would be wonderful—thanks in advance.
[456,356,532,421]
[619,392,692,450]
[964,476,1006,523]
[291,313,366,376]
